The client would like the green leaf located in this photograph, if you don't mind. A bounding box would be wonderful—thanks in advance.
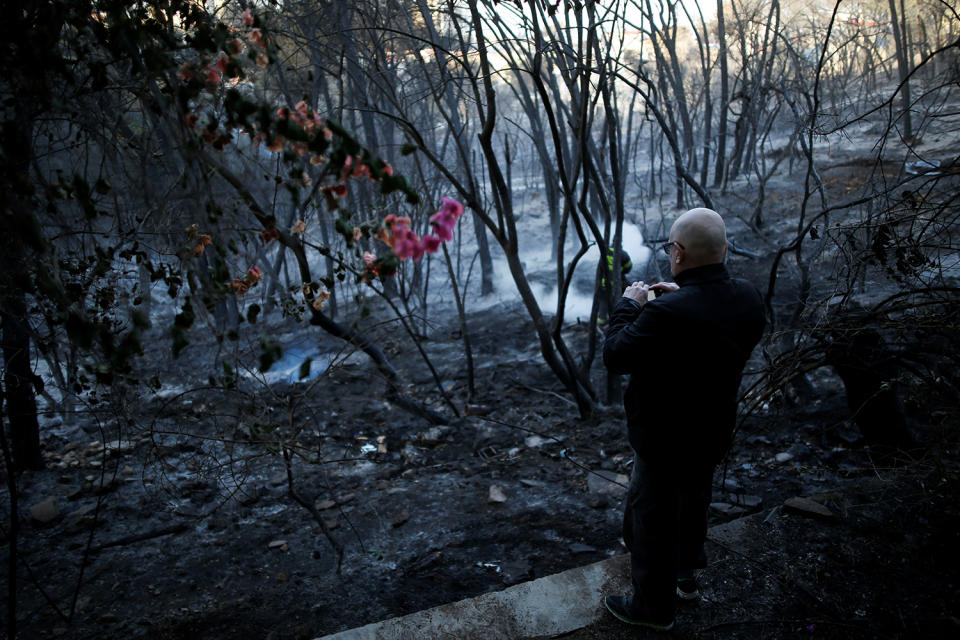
[298,358,312,380]
[174,298,195,329]
[258,336,282,373]
[171,326,189,358]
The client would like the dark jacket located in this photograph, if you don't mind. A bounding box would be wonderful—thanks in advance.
[603,263,765,464]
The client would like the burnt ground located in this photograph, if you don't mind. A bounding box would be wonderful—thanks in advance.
[8,297,960,640]
[5,150,960,639]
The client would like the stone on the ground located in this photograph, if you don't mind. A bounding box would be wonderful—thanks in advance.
[401,443,426,466]
[710,501,748,516]
[488,484,508,503]
[586,470,628,496]
[30,497,60,524]
[391,509,410,528]
[783,496,834,519]
[524,435,544,448]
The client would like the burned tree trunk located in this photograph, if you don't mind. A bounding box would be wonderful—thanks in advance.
[1,290,43,471]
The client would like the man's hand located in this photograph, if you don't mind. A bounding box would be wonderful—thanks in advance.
[623,281,651,306]
[649,282,680,296]
[623,281,679,308]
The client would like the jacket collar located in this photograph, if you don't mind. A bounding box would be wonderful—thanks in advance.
[675,262,730,286]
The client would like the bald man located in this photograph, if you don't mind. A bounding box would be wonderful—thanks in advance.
[602,208,765,630]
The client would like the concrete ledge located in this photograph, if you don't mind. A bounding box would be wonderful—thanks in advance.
[317,554,630,640]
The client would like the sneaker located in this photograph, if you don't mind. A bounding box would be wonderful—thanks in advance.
[676,577,700,601]
[604,594,675,630]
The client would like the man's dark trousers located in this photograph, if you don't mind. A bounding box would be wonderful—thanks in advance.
[622,457,713,618]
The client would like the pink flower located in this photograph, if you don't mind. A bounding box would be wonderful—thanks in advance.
[438,196,464,220]
[247,267,263,282]
[294,100,309,119]
[391,227,418,260]
[242,9,254,26]
[429,197,464,243]
[420,234,441,255]
[432,218,454,242]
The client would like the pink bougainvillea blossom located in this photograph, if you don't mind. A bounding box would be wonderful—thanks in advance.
[420,234,441,254]
[242,8,254,26]
[439,196,464,219]
[429,196,464,243]
[360,251,381,283]
[391,226,420,261]
[376,198,464,264]
[291,220,307,234]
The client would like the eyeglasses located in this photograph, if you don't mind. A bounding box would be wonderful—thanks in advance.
[660,240,685,256]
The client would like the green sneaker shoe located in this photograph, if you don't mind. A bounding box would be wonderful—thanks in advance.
[604,594,675,630]
[677,577,700,601]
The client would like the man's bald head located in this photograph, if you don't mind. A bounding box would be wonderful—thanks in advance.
[668,208,727,275]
